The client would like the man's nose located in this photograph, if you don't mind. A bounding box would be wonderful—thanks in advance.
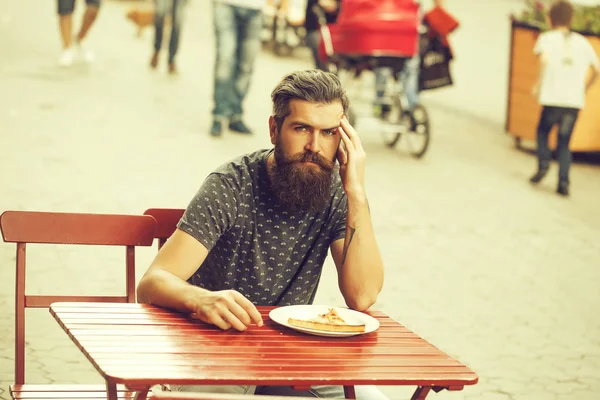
[305,132,320,153]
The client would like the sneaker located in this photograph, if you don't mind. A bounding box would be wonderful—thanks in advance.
[529,169,548,184]
[76,42,95,64]
[210,120,223,137]
[229,120,252,134]
[57,48,74,67]
[168,63,177,75]
[557,181,569,196]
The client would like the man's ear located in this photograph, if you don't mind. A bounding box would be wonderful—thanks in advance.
[269,116,278,145]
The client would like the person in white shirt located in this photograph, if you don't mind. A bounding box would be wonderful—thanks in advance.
[529,0,599,196]
[210,0,265,137]
[150,0,188,75]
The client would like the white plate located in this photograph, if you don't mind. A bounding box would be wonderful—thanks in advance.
[269,305,379,337]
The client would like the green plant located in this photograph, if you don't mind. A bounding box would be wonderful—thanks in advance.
[514,0,600,35]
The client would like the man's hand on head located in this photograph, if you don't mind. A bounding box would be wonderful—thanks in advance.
[336,116,367,201]
[185,289,263,331]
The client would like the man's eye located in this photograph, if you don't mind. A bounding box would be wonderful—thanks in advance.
[324,130,336,136]
[295,126,308,132]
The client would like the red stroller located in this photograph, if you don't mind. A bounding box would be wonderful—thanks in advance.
[315,0,431,158]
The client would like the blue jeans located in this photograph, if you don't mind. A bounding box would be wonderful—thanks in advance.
[536,106,580,184]
[173,384,389,399]
[212,2,262,119]
[57,0,100,16]
[306,30,326,71]
[374,54,420,112]
[154,0,186,65]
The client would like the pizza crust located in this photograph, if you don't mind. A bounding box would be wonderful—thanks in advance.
[287,308,366,333]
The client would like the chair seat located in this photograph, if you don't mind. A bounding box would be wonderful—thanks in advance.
[10,384,154,400]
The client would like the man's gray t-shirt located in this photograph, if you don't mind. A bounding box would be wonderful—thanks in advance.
[178,149,347,306]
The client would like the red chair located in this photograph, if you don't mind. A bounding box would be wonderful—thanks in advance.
[0,210,156,399]
[143,208,185,249]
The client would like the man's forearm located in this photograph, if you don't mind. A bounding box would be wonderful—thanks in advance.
[137,269,207,313]
[338,195,384,311]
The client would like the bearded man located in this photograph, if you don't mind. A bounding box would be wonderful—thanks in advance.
[137,69,386,398]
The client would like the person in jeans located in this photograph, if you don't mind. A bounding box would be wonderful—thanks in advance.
[150,0,187,74]
[530,1,599,196]
[304,0,340,71]
[210,0,265,137]
[373,55,420,118]
[373,0,446,119]
[56,0,100,67]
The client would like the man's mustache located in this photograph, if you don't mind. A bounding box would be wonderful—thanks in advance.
[281,151,334,171]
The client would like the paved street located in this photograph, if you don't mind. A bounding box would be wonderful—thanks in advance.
[1,1,600,399]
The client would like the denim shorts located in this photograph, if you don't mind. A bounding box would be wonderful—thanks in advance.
[57,0,101,16]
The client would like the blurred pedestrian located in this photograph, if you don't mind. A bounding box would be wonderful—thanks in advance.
[56,0,100,67]
[373,0,448,120]
[210,0,265,137]
[150,0,187,74]
[304,0,340,71]
[529,0,599,196]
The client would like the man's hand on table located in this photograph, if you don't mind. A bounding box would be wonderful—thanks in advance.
[185,289,264,331]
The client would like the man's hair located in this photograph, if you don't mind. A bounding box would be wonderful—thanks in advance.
[271,70,349,132]
[549,1,574,28]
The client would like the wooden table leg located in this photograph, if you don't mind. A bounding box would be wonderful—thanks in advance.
[344,385,356,399]
[106,381,118,400]
[134,388,150,400]
[410,386,431,400]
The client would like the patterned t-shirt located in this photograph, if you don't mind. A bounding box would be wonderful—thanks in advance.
[178,149,348,306]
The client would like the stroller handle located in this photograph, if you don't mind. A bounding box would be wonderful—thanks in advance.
[312,4,335,58]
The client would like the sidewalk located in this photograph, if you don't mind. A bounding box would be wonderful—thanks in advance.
[1,1,600,399]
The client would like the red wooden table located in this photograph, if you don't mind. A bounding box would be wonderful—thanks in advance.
[49,302,478,400]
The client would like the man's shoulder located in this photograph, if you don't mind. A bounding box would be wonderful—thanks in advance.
[537,30,560,43]
[213,149,270,181]
[571,32,594,48]
[541,30,589,43]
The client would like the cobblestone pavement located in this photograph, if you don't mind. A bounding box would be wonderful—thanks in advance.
[1,1,599,399]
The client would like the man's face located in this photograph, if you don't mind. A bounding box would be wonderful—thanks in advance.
[270,99,343,166]
[268,99,344,212]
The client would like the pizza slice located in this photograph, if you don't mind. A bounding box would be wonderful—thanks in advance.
[287,308,366,333]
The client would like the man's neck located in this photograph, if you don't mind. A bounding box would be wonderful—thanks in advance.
[553,26,570,33]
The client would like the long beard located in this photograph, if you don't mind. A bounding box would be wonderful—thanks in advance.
[268,145,335,212]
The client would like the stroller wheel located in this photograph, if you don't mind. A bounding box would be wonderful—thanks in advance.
[379,101,405,148]
[380,120,403,148]
[404,105,430,158]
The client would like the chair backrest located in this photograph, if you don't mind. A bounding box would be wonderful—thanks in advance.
[143,208,185,249]
[0,210,157,385]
